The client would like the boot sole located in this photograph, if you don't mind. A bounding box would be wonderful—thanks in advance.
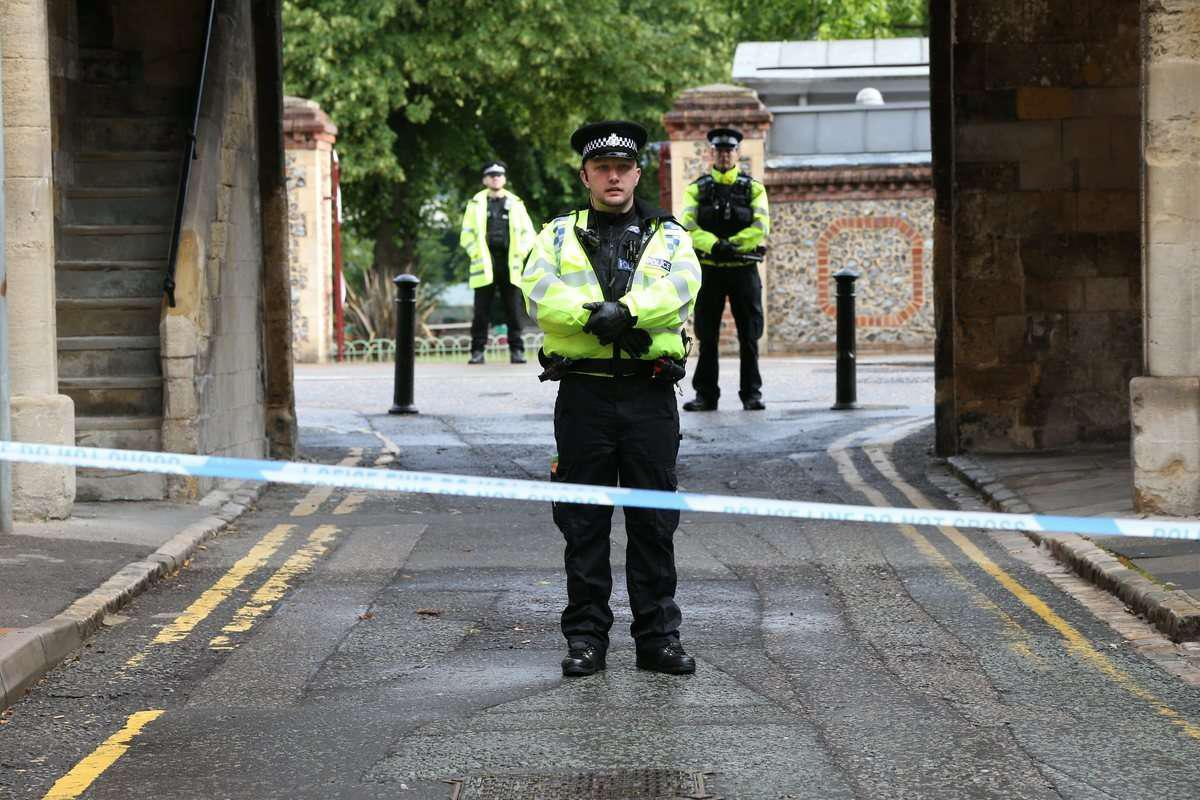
[635,660,696,675]
[562,660,606,677]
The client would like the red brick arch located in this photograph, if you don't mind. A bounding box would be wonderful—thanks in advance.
[815,215,926,328]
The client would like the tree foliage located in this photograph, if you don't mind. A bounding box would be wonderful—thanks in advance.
[283,0,928,326]
[725,0,927,42]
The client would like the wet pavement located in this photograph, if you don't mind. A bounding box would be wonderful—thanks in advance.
[3,357,1200,798]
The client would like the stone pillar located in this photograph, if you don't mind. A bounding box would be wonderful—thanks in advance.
[282,96,336,364]
[662,84,772,348]
[2,0,74,519]
[1133,1,1200,514]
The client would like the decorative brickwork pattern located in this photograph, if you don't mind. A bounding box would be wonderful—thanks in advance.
[767,197,934,352]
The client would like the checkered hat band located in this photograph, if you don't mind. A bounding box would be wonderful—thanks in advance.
[583,133,637,156]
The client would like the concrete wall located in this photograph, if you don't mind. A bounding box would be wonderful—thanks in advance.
[2,0,76,519]
[947,0,1142,451]
[163,0,266,498]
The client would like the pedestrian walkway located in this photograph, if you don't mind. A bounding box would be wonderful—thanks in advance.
[0,485,259,710]
[949,445,1200,639]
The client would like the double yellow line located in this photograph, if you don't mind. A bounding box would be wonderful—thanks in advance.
[41,449,371,799]
[831,418,1200,741]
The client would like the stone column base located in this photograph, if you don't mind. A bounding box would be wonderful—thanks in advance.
[1131,377,1200,515]
[11,393,76,520]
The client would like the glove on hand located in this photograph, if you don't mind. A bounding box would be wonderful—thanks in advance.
[712,240,739,260]
[616,328,652,357]
[582,301,632,344]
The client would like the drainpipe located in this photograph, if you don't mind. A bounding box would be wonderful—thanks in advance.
[0,44,12,534]
[331,150,345,362]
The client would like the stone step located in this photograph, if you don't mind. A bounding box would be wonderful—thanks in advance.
[75,416,167,502]
[75,415,162,433]
[74,151,180,188]
[76,84,192,118]
[78,47,138,84]
[58,336,161,379]
[60,224,171,261]
[60,376,163,418]
[56,260,166,299]
[56,297,161,338]
[79,115,187,152]
[63,187,176,226]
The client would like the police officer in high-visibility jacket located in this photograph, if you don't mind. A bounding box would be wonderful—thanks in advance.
[460,160,537,364]
[518,120,702,677]
[679,128,771,411]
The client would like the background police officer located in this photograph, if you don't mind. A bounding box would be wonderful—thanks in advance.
[517,121,702,677]
[680,128,771,411]
[459,160,536,364]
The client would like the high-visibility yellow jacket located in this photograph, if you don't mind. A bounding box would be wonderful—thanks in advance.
[680,167,770,267]
[518,202,702,362]
[459,188,536,289]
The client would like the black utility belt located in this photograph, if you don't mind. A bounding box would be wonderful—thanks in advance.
[537,350,685,384]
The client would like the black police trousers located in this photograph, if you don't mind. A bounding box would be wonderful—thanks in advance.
[551,374,681,652]
[470,246,525,354]
[691,264,764,403]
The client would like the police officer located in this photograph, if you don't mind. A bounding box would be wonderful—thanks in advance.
[680,128,771,411]
[518,121,702,677]
[460,160,537,364]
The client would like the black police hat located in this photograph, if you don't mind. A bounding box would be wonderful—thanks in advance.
[481,160,507,177]
[707,128,744,149]
[570,120,648,162]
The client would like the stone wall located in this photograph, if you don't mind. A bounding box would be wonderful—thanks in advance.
[946,1,1142,451]
[764,166,933,352]
[163,0,266,498]
[283,97,335,363]
[3,0,76,518]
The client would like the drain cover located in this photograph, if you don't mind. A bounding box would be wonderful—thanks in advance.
[447,769,719,799]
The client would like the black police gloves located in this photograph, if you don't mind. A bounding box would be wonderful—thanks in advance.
[712,240,738,260]
[617,328,652,357]
[582,301,632,344]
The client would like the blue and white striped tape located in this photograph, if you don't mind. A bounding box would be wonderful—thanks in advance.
[1,440,1197,541]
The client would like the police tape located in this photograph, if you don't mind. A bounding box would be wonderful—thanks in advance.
[1,440,1197,541]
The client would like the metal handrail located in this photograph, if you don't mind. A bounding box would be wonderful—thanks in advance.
[164,0,217,308]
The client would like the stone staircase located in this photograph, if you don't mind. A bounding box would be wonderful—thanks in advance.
[57,47,190,500]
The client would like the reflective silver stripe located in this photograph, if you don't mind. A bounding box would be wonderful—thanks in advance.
[524,256,555,278]
[681,205,698,216]
[528,274,557,302]
[669,272,693,304]
[751,219,768,232]
[673,259,702,280]
[646,326,682,336]
[526,297,540,324]
[559,271,598,288]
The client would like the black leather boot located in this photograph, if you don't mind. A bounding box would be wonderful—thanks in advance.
[467,350,485,365]
[636,642,696,675]
[742,396,766,411]
[561,642,606,677]
[682,397,717,412]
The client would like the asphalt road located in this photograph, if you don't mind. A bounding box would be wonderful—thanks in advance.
[2,358,1199,799]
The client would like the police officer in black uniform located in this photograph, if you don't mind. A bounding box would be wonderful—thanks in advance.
[517,121,702,678]
[680,128,771,411]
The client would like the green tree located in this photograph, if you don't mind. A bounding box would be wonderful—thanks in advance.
[284,0,727,294]
[724,0,927,42]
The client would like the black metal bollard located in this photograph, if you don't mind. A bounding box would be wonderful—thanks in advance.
[389,273,420,415]
[831,267,859,410]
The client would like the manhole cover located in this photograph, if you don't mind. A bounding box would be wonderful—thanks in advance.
[447,768,720,799]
